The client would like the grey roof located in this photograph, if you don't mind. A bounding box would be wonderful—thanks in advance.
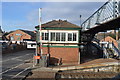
[0,26,3,38]
[0,26,3,34]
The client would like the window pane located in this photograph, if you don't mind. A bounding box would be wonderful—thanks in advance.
[68,33,72,41]
[42,33,44,40]
[73,33,77,41]
[10,37,14,40]
[17,37,20,40]
[61,33,66,41]
[51,32,55,41]
[56,33,60,41]
[16,34,22,36]
[45,33,49,40]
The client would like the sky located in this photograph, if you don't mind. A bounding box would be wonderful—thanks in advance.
[1,1,105,32]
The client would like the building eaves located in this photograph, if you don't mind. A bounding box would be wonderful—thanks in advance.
[19,29,35,36]
[35,19,81,29]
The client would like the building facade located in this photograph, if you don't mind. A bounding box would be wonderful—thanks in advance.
[6,29,35,41]
[35,19,81,65]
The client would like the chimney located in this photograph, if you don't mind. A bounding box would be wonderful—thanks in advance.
[64,20,67,22]
[59,19,62,22]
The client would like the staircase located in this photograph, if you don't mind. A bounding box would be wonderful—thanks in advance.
[103,42,120,59]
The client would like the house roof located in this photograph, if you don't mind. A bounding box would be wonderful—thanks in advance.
[101,36,116,42]
[96,32,115,41]
[2,32,9,40]
[7,29,35,37]
[35,19,80,29]
[19,29,35,36]
[0,26,3,34]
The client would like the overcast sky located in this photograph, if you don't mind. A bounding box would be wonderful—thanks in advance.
[1,2,105,32]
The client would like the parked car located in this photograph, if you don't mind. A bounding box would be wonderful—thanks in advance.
[2,42,8,49]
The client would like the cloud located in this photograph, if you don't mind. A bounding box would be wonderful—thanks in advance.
[27,9,38,22]
[2,19,37,31]
[26,2,104,26]
[2,2,104,32]
[2,0,108,2]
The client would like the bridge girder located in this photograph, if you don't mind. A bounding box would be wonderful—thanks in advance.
[82,16,120,34]
[81,16,120,42]
[81,0,120,31]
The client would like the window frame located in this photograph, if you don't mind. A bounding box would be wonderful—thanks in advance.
[68,33,72,41]
[42,32,49,41]
[41,30,78,43]
[51,32,56,41]
[61,33,66,41]
[56,32,61,41]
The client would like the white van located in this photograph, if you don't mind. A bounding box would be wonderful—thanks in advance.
[27,41,36,49]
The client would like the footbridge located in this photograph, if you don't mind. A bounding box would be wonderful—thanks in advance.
[81,0,120,42]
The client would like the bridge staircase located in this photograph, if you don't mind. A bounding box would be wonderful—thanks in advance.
[103,42,120,59]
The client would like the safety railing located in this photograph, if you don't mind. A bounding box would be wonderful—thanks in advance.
[111,43,120,58]
[102,42,120,59]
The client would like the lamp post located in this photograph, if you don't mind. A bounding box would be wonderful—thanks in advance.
[80,15,82,28]
[79,15,82,64]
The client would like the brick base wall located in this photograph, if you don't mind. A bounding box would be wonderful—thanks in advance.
[42,47,79,65]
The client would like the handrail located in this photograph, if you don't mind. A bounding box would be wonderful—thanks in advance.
[111,43,120,57]
[81,1,109,26]
[81,0,120,30]
[102,42,120,59]
[103,47,109,58]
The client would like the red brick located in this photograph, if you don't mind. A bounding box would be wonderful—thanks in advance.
[6,30,34,41]
[42,47,79,65]
[101,36,118,48]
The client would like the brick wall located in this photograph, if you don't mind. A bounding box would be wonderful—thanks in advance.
[6,30,31,41]
[101,36,118,48]
[42,47,79,65]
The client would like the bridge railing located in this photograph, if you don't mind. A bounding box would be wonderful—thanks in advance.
[111,42,120,58]
[81,0,120,31]
[102,42,120,59]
